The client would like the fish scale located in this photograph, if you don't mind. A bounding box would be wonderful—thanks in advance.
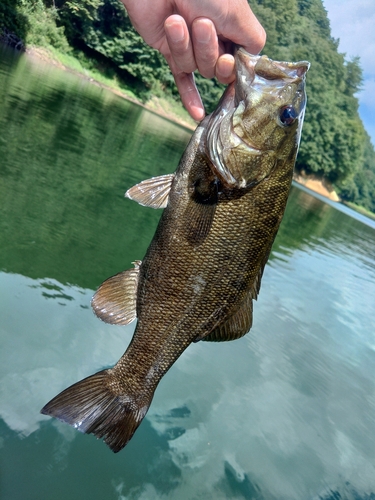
[41,48,309,453]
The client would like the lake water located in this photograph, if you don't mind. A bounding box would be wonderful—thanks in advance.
[1,45,375,500]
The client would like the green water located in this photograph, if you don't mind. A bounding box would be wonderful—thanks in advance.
[1,45,375,500]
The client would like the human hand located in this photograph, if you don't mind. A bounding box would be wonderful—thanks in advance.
[121,0,266,121]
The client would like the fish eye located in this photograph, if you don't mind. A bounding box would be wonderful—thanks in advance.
[279,105,297,126]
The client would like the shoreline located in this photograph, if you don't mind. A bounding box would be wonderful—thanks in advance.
[24,46,197,131]
[19,45,356,206]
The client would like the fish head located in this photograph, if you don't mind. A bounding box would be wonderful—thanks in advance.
[206,48,310,189]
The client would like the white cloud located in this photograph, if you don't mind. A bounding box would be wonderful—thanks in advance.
[323,0,375,144]
[0,272,134,437]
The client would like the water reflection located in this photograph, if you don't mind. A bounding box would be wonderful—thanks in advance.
[1,46,375,499]
[0,46,191,290]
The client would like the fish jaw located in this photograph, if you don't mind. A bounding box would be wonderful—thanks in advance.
[207,49,310,189]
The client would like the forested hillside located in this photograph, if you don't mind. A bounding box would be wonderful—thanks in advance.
[1,0,375,212]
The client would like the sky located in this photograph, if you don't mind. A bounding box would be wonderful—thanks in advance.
[323,0,375,146]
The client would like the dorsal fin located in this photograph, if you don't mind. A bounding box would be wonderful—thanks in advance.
[125,174,174,209]
[91,261,141,325]
[199,292,253,342]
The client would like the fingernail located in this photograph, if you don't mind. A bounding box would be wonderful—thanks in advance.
[166,20,185,43]
[216,55,235,80]
[194,20,212,44]
[191,108,205,122]
[189,105,205,122]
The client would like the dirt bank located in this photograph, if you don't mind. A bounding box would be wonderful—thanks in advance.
[293,173,340,201]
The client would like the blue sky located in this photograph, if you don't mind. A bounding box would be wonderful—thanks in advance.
[323,0,375,147]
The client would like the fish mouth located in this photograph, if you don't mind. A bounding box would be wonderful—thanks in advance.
[236,47,310,77]
[235,48,310,102]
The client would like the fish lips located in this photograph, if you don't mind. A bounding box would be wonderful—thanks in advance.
[234,48,310,106]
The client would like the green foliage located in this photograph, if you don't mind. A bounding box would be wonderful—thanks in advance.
[339,133,375,212]
[55,0,175,99]
[195,75,225,114]
[1,0,374,211]
[0,0,70,50]
[56,0,226,108]
[0,0,28,41]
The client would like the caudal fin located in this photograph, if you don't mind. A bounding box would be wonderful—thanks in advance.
[40,369,151,453]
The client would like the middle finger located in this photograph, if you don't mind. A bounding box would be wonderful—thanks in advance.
[165,15,197,74]
[191,18,219,79]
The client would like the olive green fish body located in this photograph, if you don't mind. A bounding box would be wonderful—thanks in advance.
[41,49,309,452]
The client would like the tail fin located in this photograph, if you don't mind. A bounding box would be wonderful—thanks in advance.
[40,369,151,453]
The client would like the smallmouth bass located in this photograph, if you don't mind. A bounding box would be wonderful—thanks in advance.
[41,48,309,452]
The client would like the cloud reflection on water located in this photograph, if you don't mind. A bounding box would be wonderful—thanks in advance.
[1,214,375,499]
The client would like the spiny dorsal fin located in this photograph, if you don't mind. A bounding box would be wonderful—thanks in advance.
[91,261,141,325]
[125,174,174,209]
[200,292,253,342]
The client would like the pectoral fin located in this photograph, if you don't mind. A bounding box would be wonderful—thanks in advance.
[91,261,141,325]
[185,175,219,245]
[125,174,174,209]
[200,292,253,342]
[184,202,217,246]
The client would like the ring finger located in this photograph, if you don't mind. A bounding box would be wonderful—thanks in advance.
[191,17,219,79]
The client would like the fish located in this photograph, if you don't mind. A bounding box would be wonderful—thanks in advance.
[41,48,309,453]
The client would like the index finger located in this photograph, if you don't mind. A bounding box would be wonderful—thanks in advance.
[164,54,205,122]
[215,4,266,55]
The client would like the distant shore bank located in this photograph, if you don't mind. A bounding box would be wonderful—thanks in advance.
[293,174,340,202]
[24,45,197,131]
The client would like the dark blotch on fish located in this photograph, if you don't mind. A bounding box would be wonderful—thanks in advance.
[41,49,309,453]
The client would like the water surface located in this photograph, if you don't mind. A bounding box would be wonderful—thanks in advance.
[1,46,375,500]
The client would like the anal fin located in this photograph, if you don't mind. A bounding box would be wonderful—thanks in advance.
[91,261,141,325]
[200,239,274,342]
[200,292,253,342]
